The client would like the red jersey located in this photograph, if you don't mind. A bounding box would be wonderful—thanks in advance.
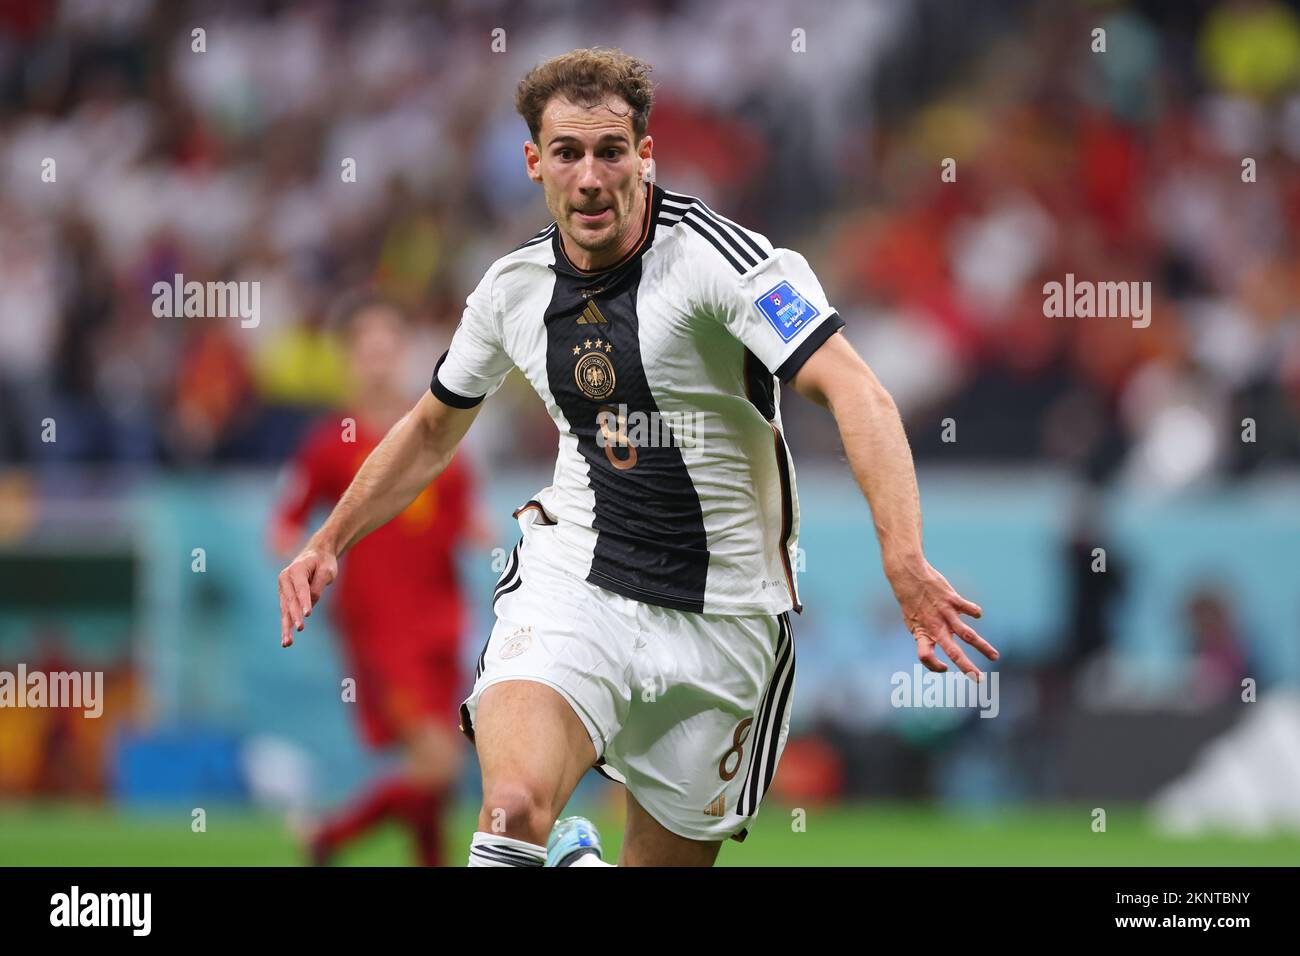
[272,415,475,654]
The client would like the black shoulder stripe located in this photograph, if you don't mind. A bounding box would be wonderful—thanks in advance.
[524,223,557,245]
[684,208,759,269]
[661,191,767,261]
[515,222,557,250]
[662,191,767,270]
[690,200,769,263]
[658,203,690,224]
[681,216,747,274]
[686,200,764,264]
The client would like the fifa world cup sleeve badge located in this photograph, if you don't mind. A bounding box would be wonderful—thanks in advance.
[755,280,820,343]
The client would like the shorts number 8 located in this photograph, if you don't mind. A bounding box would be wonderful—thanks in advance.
[718,717,754,782]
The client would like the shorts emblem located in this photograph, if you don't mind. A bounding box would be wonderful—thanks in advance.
[500,626,534,660]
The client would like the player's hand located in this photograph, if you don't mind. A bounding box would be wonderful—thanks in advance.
[278,548,338,648]
[886,557,998,681]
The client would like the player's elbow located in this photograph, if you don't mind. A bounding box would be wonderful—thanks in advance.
[826,372,895,424]
[413,391,452,447]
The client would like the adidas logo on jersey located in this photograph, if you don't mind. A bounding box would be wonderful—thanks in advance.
[576,300,608,325]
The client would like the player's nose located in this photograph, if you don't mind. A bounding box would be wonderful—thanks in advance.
[575,155,604,192]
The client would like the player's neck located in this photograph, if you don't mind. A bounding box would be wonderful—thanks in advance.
[560,182,648,273]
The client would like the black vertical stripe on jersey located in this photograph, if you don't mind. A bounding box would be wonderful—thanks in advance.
[743,348,776,421]
[544,201,710,612]
[742,348,800,612]
[770,424,801,613]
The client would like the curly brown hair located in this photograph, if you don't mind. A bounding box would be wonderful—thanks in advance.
[515,47,655,144]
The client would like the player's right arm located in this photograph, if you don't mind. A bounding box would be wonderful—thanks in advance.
[279,267,513,648]
[277,393,482,647]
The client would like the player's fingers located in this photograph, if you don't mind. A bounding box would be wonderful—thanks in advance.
[935,630,982,681]
[952,592,983,619]
[279,573,304,632]
[945,610,999,661]
[289,569,313,626]
[280,603,293,648]
[914,633,948,673]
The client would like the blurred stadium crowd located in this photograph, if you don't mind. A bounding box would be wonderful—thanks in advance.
[2,0,1297,485]
[2,1,1299,831]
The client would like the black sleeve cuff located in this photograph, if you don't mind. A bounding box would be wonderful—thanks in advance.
[430,351,486,409]
[775,311,845,383]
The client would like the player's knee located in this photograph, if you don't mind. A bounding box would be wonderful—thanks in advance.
[479,780,553,842]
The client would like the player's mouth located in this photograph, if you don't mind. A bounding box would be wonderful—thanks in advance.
[573,206,612,225]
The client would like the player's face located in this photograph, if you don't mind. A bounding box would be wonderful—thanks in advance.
[349,305,404,394]
[525,95,653,266]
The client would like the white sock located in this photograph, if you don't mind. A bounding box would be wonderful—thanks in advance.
[566,852,615,867]
[467,831,546,867]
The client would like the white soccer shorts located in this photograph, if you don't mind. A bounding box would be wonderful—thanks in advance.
[459,503,796,843]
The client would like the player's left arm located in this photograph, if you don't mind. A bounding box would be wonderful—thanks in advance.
[789,331,999,680]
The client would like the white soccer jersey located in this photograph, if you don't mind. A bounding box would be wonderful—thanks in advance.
[432,183,843,616]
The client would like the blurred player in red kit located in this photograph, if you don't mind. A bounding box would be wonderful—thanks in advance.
[269,296,486,866]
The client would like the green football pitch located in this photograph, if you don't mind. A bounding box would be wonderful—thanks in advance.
[2,802,1295,866]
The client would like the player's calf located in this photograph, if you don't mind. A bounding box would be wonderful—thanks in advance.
[620,792,721,866]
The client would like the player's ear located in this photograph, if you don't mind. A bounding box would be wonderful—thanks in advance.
[523,141,543,184]
[637,135,654,184]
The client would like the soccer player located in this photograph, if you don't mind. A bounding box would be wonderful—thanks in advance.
[277,48,997,867]
[270,297,482,866]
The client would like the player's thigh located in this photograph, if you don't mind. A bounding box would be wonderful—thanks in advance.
[474,679,597,833]
[619,791,722,867]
